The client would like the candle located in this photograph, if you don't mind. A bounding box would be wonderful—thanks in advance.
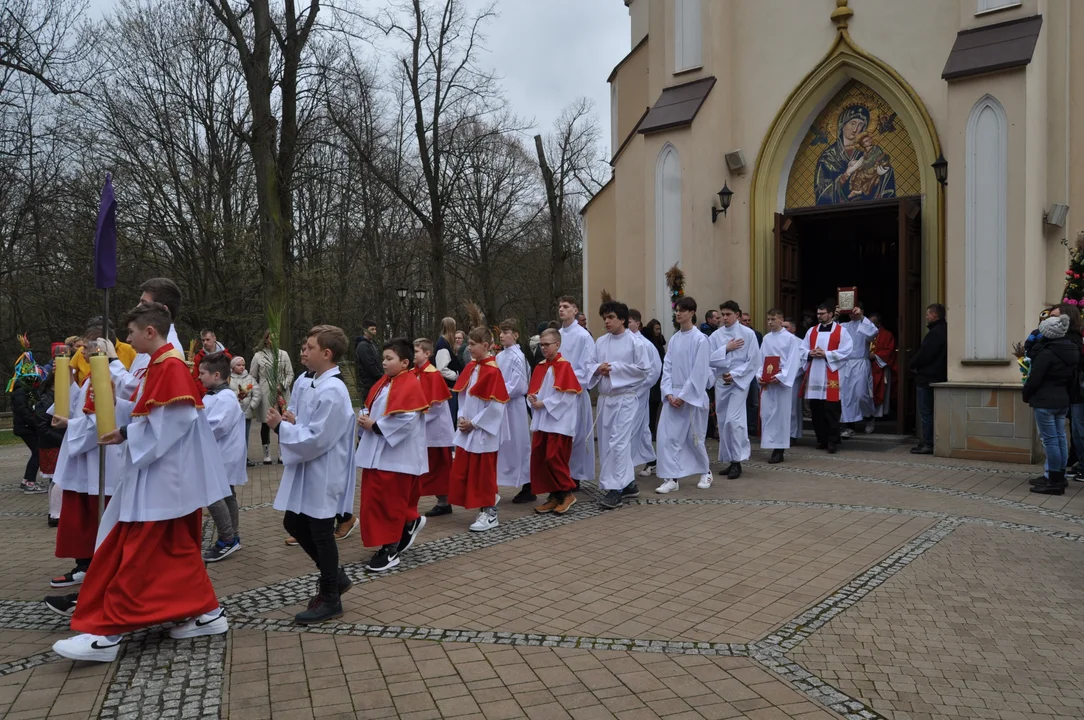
[53,355,71,419]
[88,353,116,436]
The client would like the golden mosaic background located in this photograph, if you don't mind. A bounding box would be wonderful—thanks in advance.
[785,79,920,209]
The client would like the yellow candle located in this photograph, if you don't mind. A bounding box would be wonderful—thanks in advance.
[53,356,70,419]
[89,353,117,436]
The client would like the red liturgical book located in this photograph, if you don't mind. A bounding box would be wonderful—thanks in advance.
[761,356,781,384]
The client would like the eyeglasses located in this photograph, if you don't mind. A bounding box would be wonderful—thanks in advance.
[540,342,558,348]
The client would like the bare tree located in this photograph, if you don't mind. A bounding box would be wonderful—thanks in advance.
[0,0,91,96]
[534,98,607,303]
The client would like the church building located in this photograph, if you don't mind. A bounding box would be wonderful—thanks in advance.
[582,0,1082,463]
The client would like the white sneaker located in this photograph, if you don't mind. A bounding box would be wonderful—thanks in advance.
[52,633,121,663]
[864,419,875,434]
[469,510,499,532]
[655,479,679,494]
[840,427,854,439]
[494,493,501,507]
[638,464,656,477]
[169,610,229,639]
[697,472,714,489]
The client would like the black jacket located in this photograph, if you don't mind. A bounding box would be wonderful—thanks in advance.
[911,319,947,387]
[11,382,38,438]
[1023,336,1078,409]
[33,385,65,449]
[354,335,383,403]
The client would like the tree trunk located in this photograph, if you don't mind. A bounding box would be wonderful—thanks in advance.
[534,134,563,303]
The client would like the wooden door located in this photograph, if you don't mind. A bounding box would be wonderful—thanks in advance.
[896,197,923,435]
[774,212,800,321]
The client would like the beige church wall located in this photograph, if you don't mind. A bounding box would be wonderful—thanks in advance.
[612,41,649,150]
[614,137,648,325]
[582,180,617,337]
[1071,2,1084,257]
[959,0,1039,29]
[628,0,648,47]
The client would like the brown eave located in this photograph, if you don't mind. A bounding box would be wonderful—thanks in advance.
[607,35,648,83]
[580,177,615,216]
[638,76,716,135]
[610,106,651,166]
[942,14,1042,81]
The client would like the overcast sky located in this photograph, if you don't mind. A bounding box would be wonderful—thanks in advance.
[86,0,631,154]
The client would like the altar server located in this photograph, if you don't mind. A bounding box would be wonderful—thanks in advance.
[557,297,596,487]
[495,319,532,502]
[628,309,662,485]
[839,303,879,437]
[759,309,804,463]
[708,300,762,482]
[528,328,581,515]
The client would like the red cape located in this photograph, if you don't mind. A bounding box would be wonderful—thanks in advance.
[452,356,509,403]
[81,379,101,415]
[413,361,452,404]
[871,328,897,406]
[366,371,430,416]
[132,344,204,417]
[528,354,582,395]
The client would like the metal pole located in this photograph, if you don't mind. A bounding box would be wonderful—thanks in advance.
[98,288,109,522]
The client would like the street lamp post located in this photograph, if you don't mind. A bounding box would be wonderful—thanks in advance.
[396,287,429,339]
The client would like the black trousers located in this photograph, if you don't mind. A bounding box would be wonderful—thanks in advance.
[260,422,271,445]
[283,512,339,595]
[20,435,39,481]
[809,400,841,446]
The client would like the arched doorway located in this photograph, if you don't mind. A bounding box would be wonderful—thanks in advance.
[749,33,942,434]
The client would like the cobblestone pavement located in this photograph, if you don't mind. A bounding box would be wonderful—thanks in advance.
[2,430,1083,720]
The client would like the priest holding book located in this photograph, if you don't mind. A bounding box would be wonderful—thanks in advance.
[759,309,804,463]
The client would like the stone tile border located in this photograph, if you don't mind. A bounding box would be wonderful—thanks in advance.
[782,448,1036,476]
[0,648,58,677]
[0,510,49,517]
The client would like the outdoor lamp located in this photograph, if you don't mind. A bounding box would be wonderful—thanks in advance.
[712,182,734,223]
[932,154,947,187]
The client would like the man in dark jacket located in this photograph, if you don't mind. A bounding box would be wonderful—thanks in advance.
[1023,314,1077,494]
[910,303,947,454]
[354,319,382,407]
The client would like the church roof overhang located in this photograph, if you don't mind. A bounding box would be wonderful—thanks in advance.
[637,76,716,135]
[942,14,1043,81]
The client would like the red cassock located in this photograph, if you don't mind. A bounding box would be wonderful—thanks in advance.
[360,372,429,548]
[526,356,581,495]
[870,328,897,407]
[70,344,219,636]
[414,362,453,497]
[56,491,111,561]
[448,358,508,509]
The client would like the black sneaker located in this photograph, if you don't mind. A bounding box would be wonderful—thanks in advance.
[294,594,342,625]
[48,517,59,528]
[621,483,640,498]
[910,444,932,455]
[598,489,623,510]
[573,479,581,492]
[827,444,838,454]
[306,569,353,610]
[365,544,400,573]
[397,516,426,554]
[726,462,742,480]
[769,449,784,464]
[203,537,241,563]
[512,485,537,504]
[424,503,452,518]
[43,593,78,617]
[50,566,87,588]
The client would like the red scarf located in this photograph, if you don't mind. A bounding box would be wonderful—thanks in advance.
[451,356,509,403]
[132,344,204,416]
[527,353,582,395]
[365,371,430,416]
[413,361,453,404]
[806,324,843,402]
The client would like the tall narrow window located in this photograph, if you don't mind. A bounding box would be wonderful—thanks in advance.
[674,0,702,72]
[977,0,1021,14]
[965,95,1008,360]
[656,144,682,334]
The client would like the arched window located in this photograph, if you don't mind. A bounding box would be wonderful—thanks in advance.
[965,95,1008,360]
[656,144,682,334]
[674,0,702,72]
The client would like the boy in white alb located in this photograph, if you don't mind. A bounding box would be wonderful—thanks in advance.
[838,303,879,438]
[655,297,713,494]
[708,300,762,482]
[759,309,804,463]
[106,278,184,399]
[413,339,456,517]
[495,319,532,503]
[557,297,596,488]
[268,325,356,624]
[199,352,248,562]
[588,301,651,509]
[627,310,661,486]
[52,302,230,663]
[528,329,581,515]
[356,338,430,573]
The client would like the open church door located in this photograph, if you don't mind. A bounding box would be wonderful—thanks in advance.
[897,197,922,435]
[774,213,800,321]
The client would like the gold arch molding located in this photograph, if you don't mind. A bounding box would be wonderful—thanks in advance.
[749,24,944,322]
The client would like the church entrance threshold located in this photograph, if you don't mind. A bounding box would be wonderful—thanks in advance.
[774,196,923,435]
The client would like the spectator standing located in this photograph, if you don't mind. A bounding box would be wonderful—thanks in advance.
[454,330,470,369]
[434,317,462,425]
[639,319,667,477]
[230,356,262,465]
[1024,313,1077,495]
[251,331,294,465]
[699,310,721,336]
[191,329,232,396]
[909,303,947,454]
[354,320,382,408]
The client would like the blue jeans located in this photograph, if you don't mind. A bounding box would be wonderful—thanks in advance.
[1070,404,1084,466]
[916,386,934,447]
[1034,407,1069,473]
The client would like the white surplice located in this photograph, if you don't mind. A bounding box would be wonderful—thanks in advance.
[529,365,579,437]
[495,345,531,488]
[559,322,597,481]
[629,330,662,466]
[273,367,356,519]
[839,316,879,422]
[202,386,248,486]
[108,325,182,400]
[587,330,651,491]
[790,362,806,440]
[758,329,803,450]
[802,323,854,400]
[655,327,712,480]
[454,365,508,454]
[52,379,124,496]
[354,381,428,476]
[423,397,455,448]
[708,322,762,463]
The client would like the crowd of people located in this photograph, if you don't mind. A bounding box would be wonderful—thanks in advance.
[9,276,958,665]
